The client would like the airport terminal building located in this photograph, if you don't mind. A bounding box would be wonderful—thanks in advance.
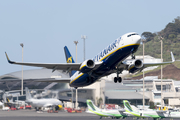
[0,69,97,107]
[1,67,180,108]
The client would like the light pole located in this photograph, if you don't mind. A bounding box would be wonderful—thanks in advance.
[159,36,163,110]
[74,41,78,63]
[20,43,24,95]
[142,39,146,109]
[81,35,87,61]
[71,88,73,108]
[73,41,78,109]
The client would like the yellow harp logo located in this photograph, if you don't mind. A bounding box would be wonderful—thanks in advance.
[67,57,72,63]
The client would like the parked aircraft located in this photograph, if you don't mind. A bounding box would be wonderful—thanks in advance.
[0,102,10,111]
[123,100,180,120]
[162,109,180,119]
[86,99,127,119]
[0,101,3,106]
[25,87,62,111]
[2,105,10,111]
[5,32,175,88]
[123,100,163,119]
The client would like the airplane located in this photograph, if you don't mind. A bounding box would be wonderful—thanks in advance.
[123,100,180,120]
[2,104,10,111]
[86,99,127,119]
[25,87,63,111]
[123,100,164,120]
[0,101,10,111]
[164,110,180,119]
[5,32,175,88]
[0,101,3,106]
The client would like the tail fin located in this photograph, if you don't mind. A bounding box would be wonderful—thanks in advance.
[86,99,101,112]
[6,98,10,103]
[123,100,133,112]
[25,87,32,100]
[64,46,76,76]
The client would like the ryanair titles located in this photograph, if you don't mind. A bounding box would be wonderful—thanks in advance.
[93,38,121,62]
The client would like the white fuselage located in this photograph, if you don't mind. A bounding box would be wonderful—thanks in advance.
[26,98,62,108]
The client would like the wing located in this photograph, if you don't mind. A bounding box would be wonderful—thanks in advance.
[5,52,80,71]
[0,78,71,83]
[123,52,175,69]
[119,109,125,112]
[36,78,71,83]
[5,52,103,72]
[143,52,175,67]
[123,112,134,116]
[44,103,54,107]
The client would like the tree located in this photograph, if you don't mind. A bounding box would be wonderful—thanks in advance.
[149,101,155,109]
[141,32,154,42]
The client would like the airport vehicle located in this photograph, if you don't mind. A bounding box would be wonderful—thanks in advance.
[25,104,32,109]
[25,87,63,111]
[86,99,127,119]
[5,32,175,88]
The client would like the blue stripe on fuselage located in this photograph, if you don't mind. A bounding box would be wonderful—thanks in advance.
[70,44,139,87]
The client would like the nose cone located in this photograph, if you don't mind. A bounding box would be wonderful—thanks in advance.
[134,35,141,44]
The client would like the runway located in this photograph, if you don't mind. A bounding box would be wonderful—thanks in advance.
[0,109,175,120]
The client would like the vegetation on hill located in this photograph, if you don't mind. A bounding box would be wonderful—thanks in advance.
[135,16,180,62]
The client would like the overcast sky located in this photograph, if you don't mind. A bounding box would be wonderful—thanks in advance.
[0,0,180,75]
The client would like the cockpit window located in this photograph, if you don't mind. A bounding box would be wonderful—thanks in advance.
[127,33,138,37]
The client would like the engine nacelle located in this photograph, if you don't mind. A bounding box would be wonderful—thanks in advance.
[128,59,143,73]
[55,105,63,110]
[79,59,95,73]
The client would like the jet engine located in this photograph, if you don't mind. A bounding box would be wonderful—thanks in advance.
[55,104,63,110]
[79,59,95,73]
[128,59,143,73]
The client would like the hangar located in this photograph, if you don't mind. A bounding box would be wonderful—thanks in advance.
[0,69,96,106]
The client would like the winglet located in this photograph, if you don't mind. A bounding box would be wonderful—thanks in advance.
[25,87,32,99]
[171,52,175,62]
[5,52,15,64]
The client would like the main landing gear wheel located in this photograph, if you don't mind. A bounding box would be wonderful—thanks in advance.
[114,77,122,83]
[114,77,118,83]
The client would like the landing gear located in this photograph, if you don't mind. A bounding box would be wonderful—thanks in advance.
[114,77,122,83]
[114,69,122,83]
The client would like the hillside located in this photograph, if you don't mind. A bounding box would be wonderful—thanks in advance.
[130,16,180,80]
[128,64,180,80]
[135,16,180,62]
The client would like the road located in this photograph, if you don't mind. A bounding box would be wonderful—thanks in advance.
[0,109,175,120]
